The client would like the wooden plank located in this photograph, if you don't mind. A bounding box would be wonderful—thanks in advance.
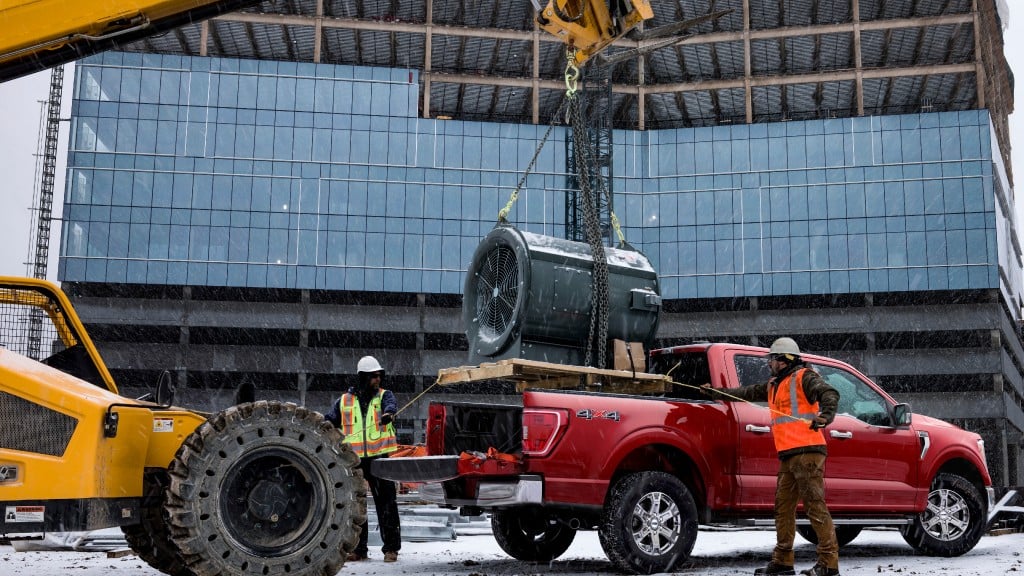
[106,548,136,558]
[437,358,670,395]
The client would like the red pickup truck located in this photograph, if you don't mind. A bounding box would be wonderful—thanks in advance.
[376,342,994,574]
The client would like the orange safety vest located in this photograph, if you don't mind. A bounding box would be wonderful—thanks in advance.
[768,368,826,453]
[338,390,398,458]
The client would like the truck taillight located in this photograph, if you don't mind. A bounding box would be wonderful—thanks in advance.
[522,409,567,456]
[426,403,446,455]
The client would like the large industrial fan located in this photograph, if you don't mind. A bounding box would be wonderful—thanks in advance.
[463,225,661,366]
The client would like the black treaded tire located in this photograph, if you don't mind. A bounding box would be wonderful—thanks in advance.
[598,471,698,574]
[491,507,577,562]
[165,401,366,576]
[796,524,862,547]
[122,471,194,576]
[899,472,985,557]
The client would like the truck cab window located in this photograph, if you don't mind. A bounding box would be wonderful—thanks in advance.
[651,352,710,400]
[733,354,771,406]
[812,364,891,427]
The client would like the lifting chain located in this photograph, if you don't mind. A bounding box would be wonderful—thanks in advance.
[497,56,576,223]
[564,47,611,370]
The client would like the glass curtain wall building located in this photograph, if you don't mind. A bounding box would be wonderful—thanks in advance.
[56,0,1023,486]
[64,53,1013,300]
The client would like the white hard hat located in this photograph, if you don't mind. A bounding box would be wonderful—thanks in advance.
[769,337,801,357]
[357,355,383,373]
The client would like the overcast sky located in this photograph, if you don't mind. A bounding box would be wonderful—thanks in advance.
[3,19,1024,281]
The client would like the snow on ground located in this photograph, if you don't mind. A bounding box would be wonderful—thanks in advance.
[2,527,1022,575]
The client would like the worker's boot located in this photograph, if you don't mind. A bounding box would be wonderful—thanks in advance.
[754,562,796,575]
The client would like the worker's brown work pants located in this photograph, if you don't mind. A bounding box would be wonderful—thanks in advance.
[770,452,839,570]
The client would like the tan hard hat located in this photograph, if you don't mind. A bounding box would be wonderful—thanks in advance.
[769,337,800,356]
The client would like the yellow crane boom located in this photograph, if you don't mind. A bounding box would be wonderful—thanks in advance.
[0,0,656,82]
[0,0,260,82]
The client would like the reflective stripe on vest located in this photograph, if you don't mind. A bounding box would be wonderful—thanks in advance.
[768,368,826,453]
[338,389,398,457]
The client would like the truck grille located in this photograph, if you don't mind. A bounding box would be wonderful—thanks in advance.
[0,390,77,456]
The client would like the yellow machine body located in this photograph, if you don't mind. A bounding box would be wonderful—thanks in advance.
[0,276,205,532]
[537,0,653,64]
[0,0,259,81]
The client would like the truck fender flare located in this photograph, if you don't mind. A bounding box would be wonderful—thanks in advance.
[598,425,711,484]
[915,444,991,507]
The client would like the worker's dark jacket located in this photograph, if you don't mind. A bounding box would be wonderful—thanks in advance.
[727,362,839,460]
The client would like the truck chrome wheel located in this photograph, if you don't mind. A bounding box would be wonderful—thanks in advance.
[629,491,682,555]
[600,471,698,574]
[900,472,985,557]
[920,486,970,542]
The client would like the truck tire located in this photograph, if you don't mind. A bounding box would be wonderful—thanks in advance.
[491,507,577,562]
[598,471,698,574]
[899,472,985,557]
[122,471,193,576]
[165,401,366,576]
[796,525,862,547]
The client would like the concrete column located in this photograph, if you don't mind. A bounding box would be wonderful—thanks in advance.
[638,54,646,130]
[200,21,209,57]
[423,0,433,118]
[972,0,986,109]
[313,0,323,63]
[414,293,428,442]
[852,0,864,115]
[743,0,752,123]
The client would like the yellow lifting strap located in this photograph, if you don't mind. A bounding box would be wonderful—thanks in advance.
[498,46,628,248]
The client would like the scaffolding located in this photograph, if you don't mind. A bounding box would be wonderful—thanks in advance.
[22,64,63,360]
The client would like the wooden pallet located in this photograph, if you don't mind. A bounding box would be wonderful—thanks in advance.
[436,358,670,395]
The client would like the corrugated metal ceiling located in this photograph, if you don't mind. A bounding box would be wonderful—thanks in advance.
[122,0,981,128]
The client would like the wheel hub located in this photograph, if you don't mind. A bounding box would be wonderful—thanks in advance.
[630,491,681,556]
[220,449,323,556]
[247,479,289,523]
[923,487,969,542]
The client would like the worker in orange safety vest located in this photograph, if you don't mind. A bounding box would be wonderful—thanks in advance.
[703,337,841,576]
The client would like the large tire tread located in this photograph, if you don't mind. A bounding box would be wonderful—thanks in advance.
[598,471,698,574]
[122,471,194,576]
[796,524,862,547]
[900,472,985,557]
[491,507,576,562]
[165,401,366,576]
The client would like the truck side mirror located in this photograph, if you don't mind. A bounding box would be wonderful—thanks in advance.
[893,403,912,427]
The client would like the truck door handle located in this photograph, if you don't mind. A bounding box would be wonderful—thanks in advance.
[745,424,771,434]
[829,430,853,439]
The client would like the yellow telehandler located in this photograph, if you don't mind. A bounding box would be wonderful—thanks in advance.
[0,276,366,576]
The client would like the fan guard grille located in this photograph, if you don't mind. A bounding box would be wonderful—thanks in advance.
[475,245,520,340]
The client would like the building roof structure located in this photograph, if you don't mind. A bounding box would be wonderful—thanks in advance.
[124,0,1014,174]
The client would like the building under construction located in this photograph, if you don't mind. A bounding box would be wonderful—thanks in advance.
[53,0,1022,485]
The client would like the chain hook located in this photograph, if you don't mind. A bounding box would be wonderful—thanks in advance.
[564,47,580,96]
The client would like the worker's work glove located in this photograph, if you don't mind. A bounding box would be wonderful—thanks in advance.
[809,413,832,430]
[380,413,394,426]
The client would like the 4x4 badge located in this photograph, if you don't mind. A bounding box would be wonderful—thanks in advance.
[577,409,620,421]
